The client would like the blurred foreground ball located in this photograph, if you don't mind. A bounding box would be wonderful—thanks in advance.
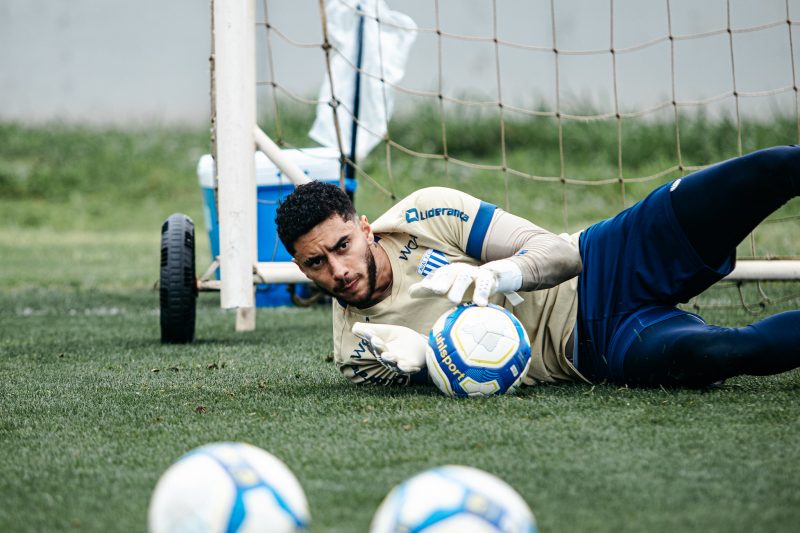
[370,465,536,533]
[148,442,309,532]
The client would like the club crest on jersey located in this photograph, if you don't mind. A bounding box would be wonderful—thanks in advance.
[405,207,470,223]
[417,249,450,276]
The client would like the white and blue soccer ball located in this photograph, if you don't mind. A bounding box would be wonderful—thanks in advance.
[426,303,532,397]
[370,465,537,533]
[148,442,310,533]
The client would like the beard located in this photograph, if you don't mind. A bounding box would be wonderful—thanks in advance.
[314,244,378,308]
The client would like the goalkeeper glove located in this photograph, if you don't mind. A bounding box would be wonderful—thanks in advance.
[351,322,428,375]
[408,259,524,306]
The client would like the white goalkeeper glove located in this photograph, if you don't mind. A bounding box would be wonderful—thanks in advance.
[408,259,524,306]
[351,322,428,375]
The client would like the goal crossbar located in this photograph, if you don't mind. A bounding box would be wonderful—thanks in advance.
[724,260,800,281]
[195,260,800,292]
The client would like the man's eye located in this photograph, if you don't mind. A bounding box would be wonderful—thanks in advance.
[307,258,324,268]
[338,240,349,250]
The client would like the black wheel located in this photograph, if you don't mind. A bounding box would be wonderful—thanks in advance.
[160,213,197,343]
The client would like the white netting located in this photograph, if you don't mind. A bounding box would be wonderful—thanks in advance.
[254,0,800,311]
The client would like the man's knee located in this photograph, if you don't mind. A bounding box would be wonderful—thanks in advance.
[668,326,734,385]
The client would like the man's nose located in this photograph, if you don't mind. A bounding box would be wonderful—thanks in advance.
[330,256,349,280]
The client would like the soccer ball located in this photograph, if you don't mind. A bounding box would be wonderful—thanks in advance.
[148,442,310,533]
[370,465,537,533]
[426,303,532,397]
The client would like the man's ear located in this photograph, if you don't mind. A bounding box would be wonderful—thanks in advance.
[359,215,375,243]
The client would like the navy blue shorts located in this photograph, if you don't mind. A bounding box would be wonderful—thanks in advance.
[575,180,735,383]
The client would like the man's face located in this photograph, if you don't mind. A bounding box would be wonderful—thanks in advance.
[292,214,378,307]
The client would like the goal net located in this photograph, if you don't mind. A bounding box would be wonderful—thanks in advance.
[213,0,800,319]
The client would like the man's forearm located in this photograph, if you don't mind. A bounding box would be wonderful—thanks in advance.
[482,209,582,290]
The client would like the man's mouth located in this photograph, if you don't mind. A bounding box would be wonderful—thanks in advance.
[341,278,359,293]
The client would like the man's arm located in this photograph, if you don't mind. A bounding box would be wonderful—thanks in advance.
[482,208,582,291]
[410,207,582,305]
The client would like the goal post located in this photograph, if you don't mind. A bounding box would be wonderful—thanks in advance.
[212,0,257,328]
[211,0,314,331]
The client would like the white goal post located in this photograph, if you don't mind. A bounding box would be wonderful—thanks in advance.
[212,0,312,331]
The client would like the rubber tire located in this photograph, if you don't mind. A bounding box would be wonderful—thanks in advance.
[160,213,197,343]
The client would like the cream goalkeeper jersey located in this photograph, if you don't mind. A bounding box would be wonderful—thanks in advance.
[331,187,589,386]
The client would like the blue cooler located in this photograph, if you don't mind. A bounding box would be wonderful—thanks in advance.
[197,147,356,307]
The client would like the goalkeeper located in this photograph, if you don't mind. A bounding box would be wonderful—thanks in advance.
[275,146,800,388]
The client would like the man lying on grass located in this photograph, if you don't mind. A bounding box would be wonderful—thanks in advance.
[275,146,800,388]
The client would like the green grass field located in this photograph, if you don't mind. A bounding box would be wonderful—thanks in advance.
[1,117,799,532]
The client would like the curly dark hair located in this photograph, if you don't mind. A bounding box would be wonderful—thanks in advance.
[275,181,356,255]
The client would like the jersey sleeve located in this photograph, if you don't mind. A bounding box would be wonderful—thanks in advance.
[370,187,581,291]
[483,209,583,290]
[370,187,497,260]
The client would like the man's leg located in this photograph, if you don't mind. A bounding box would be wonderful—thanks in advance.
[577,145,800,383]
[670,145,800,268]
[622,311,800,387]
